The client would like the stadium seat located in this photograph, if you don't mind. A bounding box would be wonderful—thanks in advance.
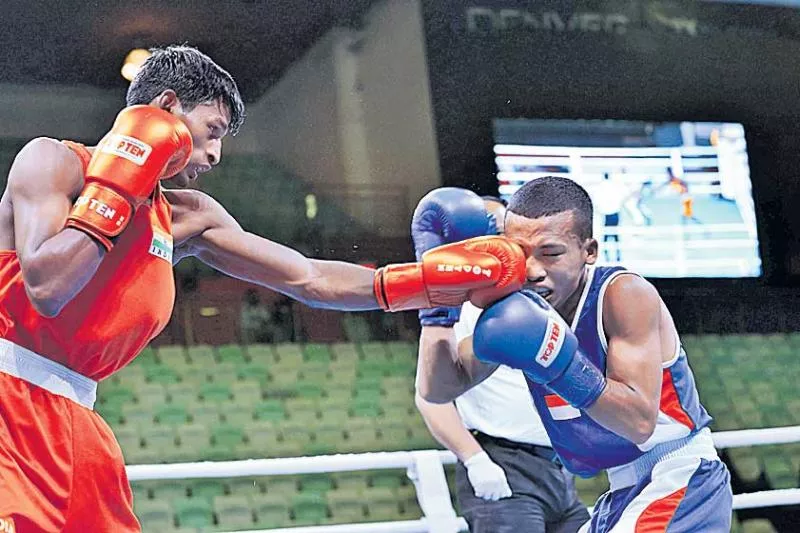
[145,365,179,385]
[177,424,212,460]
[141,425,179,461]
[251,493,291,528]
[173,497,214,529]
[133,499,173,531]
[274,343,304,365]
[217,343,247,363]
[366,487,402,521]
[327,489,365,523]
[231,380,263,405]
[292,493,328,526]
[300,473,334,495]
[741,518,778,533]
[200,382,232,403]
[134,382,168,408]
[246,343,276,362]
[304,343,332,363]
[237,362,270,385]
[122,404,154,428]
[299,364,329,384]
[187,344,216,366]
[189,478,226,503]
[211,424,247,457]
[253,400,286,422]
[214,494,254,529]
[187,403,221,426]
[155,404,189,426]
[147,479,189,501]
[330,342,360,361]
[359,342,389,359]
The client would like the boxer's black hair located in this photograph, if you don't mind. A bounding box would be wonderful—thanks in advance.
[508,176,593,240]
[126,45,245,136]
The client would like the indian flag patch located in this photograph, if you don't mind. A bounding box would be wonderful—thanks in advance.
[149,230,173,262]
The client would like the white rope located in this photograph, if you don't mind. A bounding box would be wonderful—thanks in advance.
[713,425,800,449]
[126,450,455,481]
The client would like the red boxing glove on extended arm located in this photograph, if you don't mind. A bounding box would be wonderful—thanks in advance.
[66,105,193,251]
[374,235,526,312]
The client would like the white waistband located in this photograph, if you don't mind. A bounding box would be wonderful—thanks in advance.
[606,427,719,491]
[0,338,97,409]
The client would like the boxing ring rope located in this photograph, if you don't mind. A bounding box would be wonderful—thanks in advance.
[126,425,800,533]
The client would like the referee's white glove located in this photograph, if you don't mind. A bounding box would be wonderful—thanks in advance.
[463,451,512,501]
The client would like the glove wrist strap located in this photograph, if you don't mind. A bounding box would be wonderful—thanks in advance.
[375,263,430,312]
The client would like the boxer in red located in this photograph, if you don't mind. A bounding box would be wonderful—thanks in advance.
[0,45,526,531]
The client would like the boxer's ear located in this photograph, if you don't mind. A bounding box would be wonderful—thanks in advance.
[584,238,598,265]
[151,90,182,114]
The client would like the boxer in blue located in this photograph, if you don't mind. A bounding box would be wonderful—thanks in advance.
[415,177,732,532]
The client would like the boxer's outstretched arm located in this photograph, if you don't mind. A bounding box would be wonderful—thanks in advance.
[416,326,498,404]
[170,189,378,310]
[9,138,106,317]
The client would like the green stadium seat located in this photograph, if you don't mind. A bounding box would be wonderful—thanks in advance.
[130,481,149,501]
[155,404,189,426]
[188,404,221,426]
[211,362,239,385]
[141,425,178,460]
[251,494,291,528]
[217,343,247,363]
[177,424,211,460]
[385,341,415,359]
[300,474,334,495]
[101,385,136,408]
[200,382,232,403]
[227,477,264,498]
[148,479,189,501]
[236,362,270,385]
[253,400,286,422]
[296,382,325,399]
[327,489,365,523]
[275,343,304,365]
[122,404,154,428]
[231,380,263,405]
[115,426,142,453]
[299,365,329,384]
[371,471,404,490]
[133,499,173,531]
[189,478,226,503]
[281,421,314,451]
[727,448,764,484]
[366,487,401,521]
[214,494,254,529]
[145,365,180,385]
[97,403,123,426]
[350,397,381,418]
[304,343,333,363]
[268,368,300,389]
[134,383,168,408]
[360,342,389,359]
[264,475,299,495]
[292,493,328,526]
[173,497,214,529]
[177,365,209,385]
[333,472,368,493]
[115,366,146,388]
[211,424,246,453]
[761,450,795,489]
[330,342,360,361]
[344,419,379,453]
[187,344,216,366]
[246,343,276,362]
[223,408,256,428]
[157,344,187,361]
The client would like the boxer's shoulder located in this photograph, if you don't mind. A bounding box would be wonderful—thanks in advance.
[8,137,84,197]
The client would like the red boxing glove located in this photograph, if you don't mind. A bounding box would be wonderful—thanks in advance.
[66,105,193,250]
[374,235,526,312]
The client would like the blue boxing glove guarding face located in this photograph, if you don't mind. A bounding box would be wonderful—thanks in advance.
[412,188,495,327]
[473,291,607,410]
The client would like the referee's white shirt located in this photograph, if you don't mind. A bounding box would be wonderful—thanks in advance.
[453,302,551,447]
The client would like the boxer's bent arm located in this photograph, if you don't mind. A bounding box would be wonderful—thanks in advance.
[584,275,663,444]
[416,326,498,404]
[9,138,105,317]
[173,190,379,310]
[415,392,483,462]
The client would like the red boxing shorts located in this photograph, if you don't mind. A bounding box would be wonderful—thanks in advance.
[0,339,140,532]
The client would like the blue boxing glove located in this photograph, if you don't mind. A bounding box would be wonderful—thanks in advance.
[412,187,495,327]
[473,291,607,410]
